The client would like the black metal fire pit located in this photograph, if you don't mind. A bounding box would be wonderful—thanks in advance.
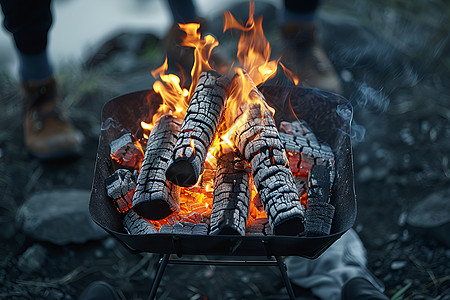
[89,86,356,299]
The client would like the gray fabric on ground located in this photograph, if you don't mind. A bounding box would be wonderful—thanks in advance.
[285,229,384,300]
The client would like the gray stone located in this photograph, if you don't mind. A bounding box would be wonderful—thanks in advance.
[16,189,107,245]
[17,244,47,274]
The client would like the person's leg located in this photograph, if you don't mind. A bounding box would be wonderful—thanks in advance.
[280,0,342,93]
[0,0,53,82]
[0,0,83,160]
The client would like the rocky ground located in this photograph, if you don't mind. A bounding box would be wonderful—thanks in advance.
[0,0,449,299]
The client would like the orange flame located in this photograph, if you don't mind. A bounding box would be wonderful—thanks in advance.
[223,0,278,86]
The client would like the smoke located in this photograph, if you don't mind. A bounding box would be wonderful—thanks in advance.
[354,81,390,113]
[337,103,366,144]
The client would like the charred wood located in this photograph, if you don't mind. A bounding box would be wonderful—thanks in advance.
[159,222,209,235]
[230,74,304,236]
[304,165,335,236]
[110,133,144,169]
[210,152,251,236]
[123,210,158,235]
[132,115,182,220]
[166,71,230,187]
[245,218,273,236]
[105,169,136,213]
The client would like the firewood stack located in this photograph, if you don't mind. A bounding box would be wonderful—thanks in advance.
[132,114,182,220]
[104,70,337,238]
[166,71,230,187]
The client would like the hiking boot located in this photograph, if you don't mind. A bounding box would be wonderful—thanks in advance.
[22,77,83,160]
[162,18,229,79]
[281,23,342,93]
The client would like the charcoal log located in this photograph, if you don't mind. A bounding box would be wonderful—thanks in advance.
[132,115,182,220]
[166,71,230,187]
[105,169,136,213]
[279,121,335,186]
[304,165,335,236]
[123,210,158,235]
[210,152,251,236]
[230,74,304,236]
[245,218,273,236]
[110,133,144,169]
[159,222,209,235]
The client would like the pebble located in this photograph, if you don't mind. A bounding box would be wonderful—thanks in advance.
[391,260,407,270]
[16,189,108,245]
[17,244,47,274]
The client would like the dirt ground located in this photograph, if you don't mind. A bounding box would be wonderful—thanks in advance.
[0,1,449,299]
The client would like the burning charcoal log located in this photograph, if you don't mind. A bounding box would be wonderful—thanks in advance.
[132,115,182,220]
[166,71,230,187]
[123,210,158,235]
[210,152,251,236]
[304,165,335,236]
[105,169,136,213]
[159,222,209,235]
[278,122,335,186]
[110,133,144,169]
[245,218,273,236]
[230,75,304,236]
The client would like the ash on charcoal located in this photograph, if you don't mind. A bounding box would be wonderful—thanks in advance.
[110,133,144,169]
[123,210,158,235]
[159,222,209,235]
[245,218,273,236]
[228,75,304,236]
[210,152,251,236]
[133,115,182,220]
[167,71,230,187]
[105,169,136,213]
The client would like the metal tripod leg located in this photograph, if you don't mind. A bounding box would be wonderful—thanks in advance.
[148,254,170,300]
[275,256,295,300]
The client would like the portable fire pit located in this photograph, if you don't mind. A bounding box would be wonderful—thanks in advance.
[89,85,356,299]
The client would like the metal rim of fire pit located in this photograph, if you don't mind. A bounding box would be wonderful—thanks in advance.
[89,86,356,259]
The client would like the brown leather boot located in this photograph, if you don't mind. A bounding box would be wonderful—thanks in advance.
[281,23,342,94]
[22,77,83,160]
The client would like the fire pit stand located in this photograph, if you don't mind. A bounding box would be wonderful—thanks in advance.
[148,253,295,300]
[90,86,356,299]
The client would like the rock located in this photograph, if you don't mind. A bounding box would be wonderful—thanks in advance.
[16,189,108,245]
[390,261,407,270]
[17,244,47,273]
[406,188,450,247]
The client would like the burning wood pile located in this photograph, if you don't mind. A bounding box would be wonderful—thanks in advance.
[105,3,336,237]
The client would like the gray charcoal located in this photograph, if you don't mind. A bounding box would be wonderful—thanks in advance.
[166,71,230,187]
[304,202,335,236]
[229,72,304,236]
[105,169,136,213]
[245,218,273,236]
[110,133,144,169]
[210,152,251,236]
[133,114,182,220]
[123,210,158,235]
[159,222,209,235]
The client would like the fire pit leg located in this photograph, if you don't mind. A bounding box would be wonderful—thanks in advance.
[148,254,170,300]
[275,256,295,300]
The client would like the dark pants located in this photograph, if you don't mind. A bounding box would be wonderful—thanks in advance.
[285,0,319,13]
[0,0,52,54]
